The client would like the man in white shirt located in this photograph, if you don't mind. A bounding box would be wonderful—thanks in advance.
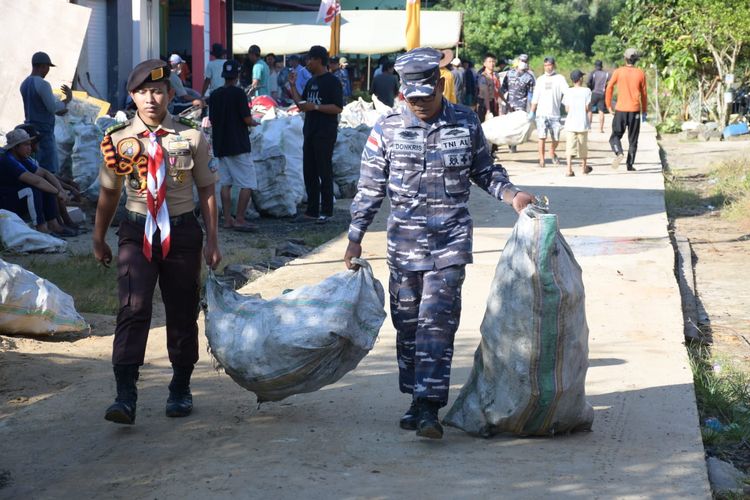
[562,69,593,176]
[201,43,227,97]
[530,56,568,168]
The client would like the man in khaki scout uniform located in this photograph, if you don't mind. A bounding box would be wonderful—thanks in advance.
[93,59,221,425]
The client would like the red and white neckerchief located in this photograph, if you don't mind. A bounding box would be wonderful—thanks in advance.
[141,129,171,261]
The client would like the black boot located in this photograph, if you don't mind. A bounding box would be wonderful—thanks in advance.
[166,364,194,418]
[399,399,419,430]
[416,399,443,439]
[105,364,139,425]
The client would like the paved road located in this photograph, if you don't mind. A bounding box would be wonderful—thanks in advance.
[0,122,711,499]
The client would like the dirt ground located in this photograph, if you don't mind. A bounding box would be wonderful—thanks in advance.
[658,134,750,369]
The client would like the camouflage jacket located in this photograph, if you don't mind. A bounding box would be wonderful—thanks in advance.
[348,99,520,271]
[501,69,536,111]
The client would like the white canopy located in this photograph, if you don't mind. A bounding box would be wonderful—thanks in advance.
[233,10,463,56]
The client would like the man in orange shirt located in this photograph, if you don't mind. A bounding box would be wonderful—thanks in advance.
[605,48,647,171]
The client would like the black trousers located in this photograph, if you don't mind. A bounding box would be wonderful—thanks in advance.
[302,133,337,218]
[112,214,203,367]
[0,186,57,226]
[478,99,497,122]
[609,111,641,168]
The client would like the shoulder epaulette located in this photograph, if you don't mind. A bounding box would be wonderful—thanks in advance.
[178,117,200,129]
[104,122,127,136]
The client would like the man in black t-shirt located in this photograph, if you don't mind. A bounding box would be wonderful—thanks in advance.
[289,45,343,224]
[209,60,259,232]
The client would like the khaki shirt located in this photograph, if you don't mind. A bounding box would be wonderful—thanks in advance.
[99,113,216,216]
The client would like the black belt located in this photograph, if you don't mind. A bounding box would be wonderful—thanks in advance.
[126,210,195,226]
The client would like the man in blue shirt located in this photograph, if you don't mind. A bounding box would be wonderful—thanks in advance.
[289,54,312,96]
[19,52,72,174]
[331,56,352,103]
[0,128,73,236]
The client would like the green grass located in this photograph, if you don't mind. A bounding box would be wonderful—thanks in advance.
[710,159,750,224]
[663,157,750,223]
[663,175,720,217]
[17,254,118,315]
[689,344,750,473]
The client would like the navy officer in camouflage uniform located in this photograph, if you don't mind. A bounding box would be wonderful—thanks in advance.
[344,48,534,439]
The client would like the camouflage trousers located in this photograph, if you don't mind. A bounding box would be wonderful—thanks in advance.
[389,265,466,406]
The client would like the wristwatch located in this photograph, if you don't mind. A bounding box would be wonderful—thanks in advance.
[314,104,320,111]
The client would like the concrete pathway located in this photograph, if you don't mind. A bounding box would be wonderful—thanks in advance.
[0,122,711,499]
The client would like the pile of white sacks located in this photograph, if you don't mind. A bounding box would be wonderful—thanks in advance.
[50,98,388,217]
[54,98,122,202]
[248,97,389,216]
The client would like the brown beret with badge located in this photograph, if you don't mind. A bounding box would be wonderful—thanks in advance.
[126,59,171,92]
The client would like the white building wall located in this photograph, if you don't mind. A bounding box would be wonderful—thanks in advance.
[132,0,160,66]
[77,0,108,98]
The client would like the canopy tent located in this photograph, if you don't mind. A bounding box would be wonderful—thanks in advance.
[233,10,463,56]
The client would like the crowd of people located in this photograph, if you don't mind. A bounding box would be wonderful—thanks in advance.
[0,52,85,238]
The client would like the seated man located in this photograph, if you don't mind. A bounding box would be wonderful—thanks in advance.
[15,123,81,232]
[0,129,74,236]
[168,54,204,114]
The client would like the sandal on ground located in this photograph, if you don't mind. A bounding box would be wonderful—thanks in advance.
[583,166,593,174]
[231,224,258,233]
[290,214,317,224]
[51,227,77,238]
[565,171,575,177]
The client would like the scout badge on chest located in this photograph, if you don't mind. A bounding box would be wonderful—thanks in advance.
[164,134,193,182]
[102,136,149,191]
[164,135,192,183]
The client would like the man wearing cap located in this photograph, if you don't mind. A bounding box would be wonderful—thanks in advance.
[500,54,536,117]
[19,52,73,175]
[289,46,343,224]
[530,56,568,168]
[333,57,353,102]
[93,59,221,425]
[439,49,457,104]
[0,128,73,236]
[201,43,227,97]
[247,45,270,97]
[563,70,593,176]
[605,48,647,171]
[168,54,203,113]
[344,47,534,440]
[587,60,610,133]
[15,123,81,233]
[451,57,465,105]
[209,60,260,232]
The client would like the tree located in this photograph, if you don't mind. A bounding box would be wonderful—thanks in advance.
[433,0,624,64]
[614,0,750,124]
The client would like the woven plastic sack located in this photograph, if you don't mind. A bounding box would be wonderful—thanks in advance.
[444,206,593,437]
[205,258,387,402]
[0,210,67,253]
[249,116,305,217]
[482,110,535,146]
[0,258,88,335]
